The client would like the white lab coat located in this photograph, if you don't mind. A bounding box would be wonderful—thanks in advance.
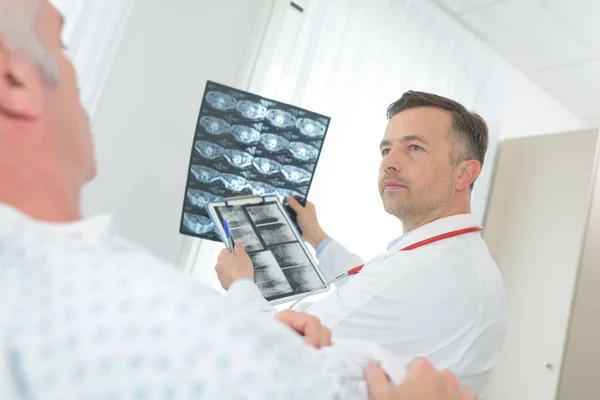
[228,213,507,398]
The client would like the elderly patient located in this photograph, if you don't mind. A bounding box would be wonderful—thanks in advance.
[0,1,475,399]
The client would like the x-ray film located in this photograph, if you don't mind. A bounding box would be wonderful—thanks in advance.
[207,196,327,303]
[179,81,331,241]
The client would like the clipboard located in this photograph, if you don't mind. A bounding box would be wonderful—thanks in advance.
[207,194,329,304]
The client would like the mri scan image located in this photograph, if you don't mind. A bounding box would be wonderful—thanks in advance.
[220,174,251,192]
[282,165,311,184]
[266,109,296,128]
[224,149,253,169]
[251,181,279,196]
[182,81,332,242]
[183,213,215,235]
[253,157,283,176]
[230,125,260,144]
[236,100,267,120]
[190,165,220,183]
[199,116,231,135]
[275,188,305,202]
[288,142,319,161]
[186,189,222,208]
[258,133,290,152]
[195,141,225,160]
[296,118,326,138]
[206,91,237,111]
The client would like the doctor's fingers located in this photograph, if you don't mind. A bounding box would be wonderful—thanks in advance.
[275,310,332,348]
[365,363,392,400]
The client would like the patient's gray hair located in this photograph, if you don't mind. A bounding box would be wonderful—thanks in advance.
[0,0,59,83]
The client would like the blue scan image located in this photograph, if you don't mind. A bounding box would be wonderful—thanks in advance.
[258,133,289,152]
[282,165,311,184]
[206,91,237,111]
[236,100,267,120]
[183,213,215,235]
[195,141,225,160]
[220,174,251,192]
[276,188,304,202]
[250,181,278,197]
[199,116,231,135]
[296,118,326,138]
[186,189,222,208]
[223,149,253,169]
[190,165,220,183]
[289,142,319,162]
[230,125,260,144]
[253,157,283,176]
[266,109,296,128]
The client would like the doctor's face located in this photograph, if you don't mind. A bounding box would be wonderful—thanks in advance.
[378,107,457,221]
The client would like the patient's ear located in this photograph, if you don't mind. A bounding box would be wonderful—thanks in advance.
[0,40,43,120]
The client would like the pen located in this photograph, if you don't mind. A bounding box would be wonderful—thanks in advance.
[223,219,234,252]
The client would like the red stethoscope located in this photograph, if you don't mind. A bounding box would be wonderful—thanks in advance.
[288,226,484,309]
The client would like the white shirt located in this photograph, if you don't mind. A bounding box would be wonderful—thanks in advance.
[0,204,407,400]
[228,213,507,398]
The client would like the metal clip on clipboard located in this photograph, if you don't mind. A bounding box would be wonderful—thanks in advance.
[223,194,266,207]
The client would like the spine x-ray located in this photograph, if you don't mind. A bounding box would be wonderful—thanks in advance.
[179,81,331,241]
[210,199,327,302]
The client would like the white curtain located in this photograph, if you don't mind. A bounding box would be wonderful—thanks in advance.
[49,0,136,117]
[259,0,510,260]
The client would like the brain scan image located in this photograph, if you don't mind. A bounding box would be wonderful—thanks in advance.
[266,109,296,128]
[253,157,283,176]
[230,125,260,144]
[195,141,225,160]
[190,165,221,183]
[220,174,251,192]
[183,213,215,235]
[289,142,319,161]
[236,100,267,120]
[206,91,237,111]
[282,165,311,184]
[186,189,222,208]
[258,133,289,152]
[296,118,326,138]
[199,116,231,135]
[223,149,253,169]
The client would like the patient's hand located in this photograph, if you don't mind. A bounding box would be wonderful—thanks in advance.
[365,358,475,400]
[215,243,254,290]
[276,310,332,349]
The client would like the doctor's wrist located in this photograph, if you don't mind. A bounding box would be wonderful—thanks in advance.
[306,229,329,249]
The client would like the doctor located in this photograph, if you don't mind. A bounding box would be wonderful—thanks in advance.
[216,91,506,396]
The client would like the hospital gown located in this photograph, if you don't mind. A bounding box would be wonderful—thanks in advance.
[0,204,362,399]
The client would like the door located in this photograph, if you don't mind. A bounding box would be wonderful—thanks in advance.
[483,129,599,400]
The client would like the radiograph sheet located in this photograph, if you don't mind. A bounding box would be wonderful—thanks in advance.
[214,202,324,301]
[179,81,331,241]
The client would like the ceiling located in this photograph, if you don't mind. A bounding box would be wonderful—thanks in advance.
[432,0,600,124]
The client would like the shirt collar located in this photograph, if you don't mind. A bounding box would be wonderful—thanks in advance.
[388,213,481,252]
[0,202,115,241]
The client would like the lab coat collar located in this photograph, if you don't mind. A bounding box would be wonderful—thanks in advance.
[388,213,481,252]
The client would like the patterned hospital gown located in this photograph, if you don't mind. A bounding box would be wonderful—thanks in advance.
[0,204,359,400]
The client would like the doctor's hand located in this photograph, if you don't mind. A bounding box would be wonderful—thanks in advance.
[365,358,475,400]
[215,242,254,290]
[287,197,329,249]
[275,310,332,349]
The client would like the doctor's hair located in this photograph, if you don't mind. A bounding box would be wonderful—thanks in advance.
[0,0,59,84]
[387,91,488,188]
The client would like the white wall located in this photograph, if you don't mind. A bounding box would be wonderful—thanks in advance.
[499,67,583,140]
[83,0,272,263]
